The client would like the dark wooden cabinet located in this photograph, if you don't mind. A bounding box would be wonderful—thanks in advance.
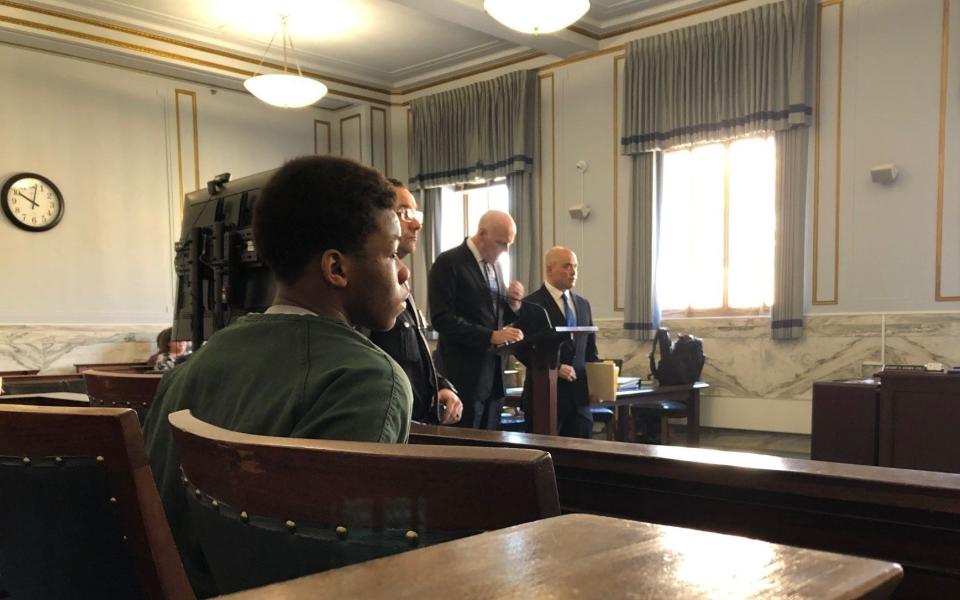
[878,371,960,472]
[811,380,879,465]
[812,372,960,473]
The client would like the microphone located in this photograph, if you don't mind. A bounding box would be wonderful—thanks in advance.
[485,288,553,347]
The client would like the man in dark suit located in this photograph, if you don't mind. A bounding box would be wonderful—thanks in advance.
[367,179,463,425]
[517,246,598,438]
[428,211,525,429]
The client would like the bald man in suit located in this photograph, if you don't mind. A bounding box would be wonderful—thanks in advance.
[517,246,598,438]
[428,211,525,429]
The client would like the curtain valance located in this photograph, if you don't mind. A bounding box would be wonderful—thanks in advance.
[621,0,812,155]
[410,70,537,189]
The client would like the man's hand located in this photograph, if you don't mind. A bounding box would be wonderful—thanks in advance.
[490,326,524,346]
[437,388,463,425]
[506,280,525,312]
[558,364,577,382]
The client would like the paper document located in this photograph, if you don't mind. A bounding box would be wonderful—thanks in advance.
[586,361,619,403]
[617,376,641,390]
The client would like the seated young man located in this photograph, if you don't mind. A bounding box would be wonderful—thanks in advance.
[142,155,413,597]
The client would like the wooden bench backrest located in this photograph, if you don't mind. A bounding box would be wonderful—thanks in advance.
[169,410,559,594]
[0,405,193,599]
[75,361,152,373]
[410,424,960,598]
[82,370,163,420]
[0,373,86,395]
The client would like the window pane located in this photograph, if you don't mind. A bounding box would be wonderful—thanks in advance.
[444,183,512,283]
[658,144,724,310]
[439,187,464,252]
[728,136,775,308]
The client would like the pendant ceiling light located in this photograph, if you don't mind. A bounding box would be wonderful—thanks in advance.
[483,0,590,34]
[244,15,328,109]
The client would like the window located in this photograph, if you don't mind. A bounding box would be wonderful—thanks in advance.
[439,182,511,282]
[657,135,776,316]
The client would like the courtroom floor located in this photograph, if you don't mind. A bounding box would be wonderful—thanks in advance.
[593,424,812,460]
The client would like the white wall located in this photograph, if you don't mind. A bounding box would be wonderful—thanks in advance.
[0,44,388,371]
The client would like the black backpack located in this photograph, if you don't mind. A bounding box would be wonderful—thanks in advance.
[648,328,705,386]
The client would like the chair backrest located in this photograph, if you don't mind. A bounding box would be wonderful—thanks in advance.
[0,405,194,600]
[83,369,164,420]
[168,410,560,594]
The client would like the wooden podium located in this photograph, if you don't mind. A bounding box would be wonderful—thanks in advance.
[501,326,598,436]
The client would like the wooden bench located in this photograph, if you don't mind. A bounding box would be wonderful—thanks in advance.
[410,424,960,598]
[169,410,560,595]
[0,369,39,377]
[0,373,86,395]
[75,361,152,373]
[0,392,90,407]
[0,405,193,599]
[82,369,164,420]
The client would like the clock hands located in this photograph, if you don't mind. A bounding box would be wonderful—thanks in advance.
[14,189,39,209]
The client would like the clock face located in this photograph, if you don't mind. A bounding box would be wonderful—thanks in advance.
[1,173,64,232]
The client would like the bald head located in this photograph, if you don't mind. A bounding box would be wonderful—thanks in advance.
[545,246,578,291]
[471,210,516,262]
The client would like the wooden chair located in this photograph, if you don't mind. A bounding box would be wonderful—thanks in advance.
[168,410,560,595]
[0,405,194,599]
[83,369,164,421]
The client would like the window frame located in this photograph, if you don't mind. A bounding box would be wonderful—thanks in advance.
[657,135,774,319]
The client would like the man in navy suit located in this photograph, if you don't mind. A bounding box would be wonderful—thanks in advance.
[428,211,525,429]
[517,246,598,438]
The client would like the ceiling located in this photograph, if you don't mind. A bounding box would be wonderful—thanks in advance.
[0,0,732,104]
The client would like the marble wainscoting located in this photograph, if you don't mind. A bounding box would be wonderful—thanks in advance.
[0,324,166,374]
[594,313,960,434]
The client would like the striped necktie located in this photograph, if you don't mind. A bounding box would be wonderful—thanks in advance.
[482,260,499,315]
[562,292,576,327]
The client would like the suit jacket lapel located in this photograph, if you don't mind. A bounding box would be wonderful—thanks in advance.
[538,286,565,329]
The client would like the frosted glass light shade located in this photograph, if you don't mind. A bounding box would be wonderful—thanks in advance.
[483,0,590,34]
[243,73,328,108]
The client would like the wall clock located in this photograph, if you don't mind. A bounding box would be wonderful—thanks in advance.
[1,173,64,232]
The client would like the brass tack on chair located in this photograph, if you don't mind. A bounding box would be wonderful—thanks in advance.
[335,525,348,539]
[285,520,296,532]
[194,488,202,499]
[405,530,419,546]
[21,457,31,465]
[54,456,63,465]
[96,455,105,463]
[211,500,220,511]
[240,511,249,523]
[109,497,117,504]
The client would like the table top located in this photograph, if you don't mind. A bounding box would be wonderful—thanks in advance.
[506,381,709,400]
[218,514,901,600]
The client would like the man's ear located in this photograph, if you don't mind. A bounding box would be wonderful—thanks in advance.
[317,249,349,288]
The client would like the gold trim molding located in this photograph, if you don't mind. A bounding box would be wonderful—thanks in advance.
[613,54,625,312]
[314,120,331,155]
[935,0,956,301]
[812,0,843,305]
[339,114,363,161]
[370,107,389,173]
[174,88,199,213]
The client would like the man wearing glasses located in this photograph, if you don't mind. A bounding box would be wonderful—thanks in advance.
[366,179,464,425]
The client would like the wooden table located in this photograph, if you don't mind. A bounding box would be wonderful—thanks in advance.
[596,381,708,446]
[508,381,707,446]
[218,514,902,599]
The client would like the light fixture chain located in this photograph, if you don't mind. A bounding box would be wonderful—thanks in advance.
[251,28,278,78]
[284,22,306,78]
